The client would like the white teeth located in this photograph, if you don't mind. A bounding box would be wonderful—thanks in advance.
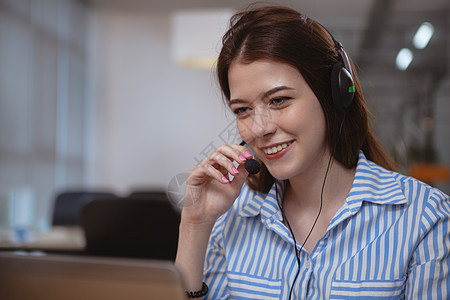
[263,141,292,155]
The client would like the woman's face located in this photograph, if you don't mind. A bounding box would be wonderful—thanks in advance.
[228,59,329,180]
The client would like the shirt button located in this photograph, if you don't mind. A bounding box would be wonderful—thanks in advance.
[303,260,312,269]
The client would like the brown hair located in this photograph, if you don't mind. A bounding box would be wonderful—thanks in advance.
[217,5,395,193]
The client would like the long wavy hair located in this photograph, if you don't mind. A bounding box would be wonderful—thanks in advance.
[217,5,395,193]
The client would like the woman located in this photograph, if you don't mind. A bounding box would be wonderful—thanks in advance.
[175,5,450,299]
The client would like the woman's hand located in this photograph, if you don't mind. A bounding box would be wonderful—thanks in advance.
[181,144,252,226]
[175,143,252,291]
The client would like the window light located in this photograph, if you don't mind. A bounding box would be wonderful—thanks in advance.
[413,22,434,49]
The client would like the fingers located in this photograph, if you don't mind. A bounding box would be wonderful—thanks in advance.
[201,162,232,184]
[214,144,250,165]
[228,163,249,192]
[193,144,253,185]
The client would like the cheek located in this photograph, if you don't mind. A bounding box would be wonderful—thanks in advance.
[277,106,307,133]
[279,102,326,137]
[237,120,251,141]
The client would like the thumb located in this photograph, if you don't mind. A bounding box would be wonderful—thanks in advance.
[228,163,249,194]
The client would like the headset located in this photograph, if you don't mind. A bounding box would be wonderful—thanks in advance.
[329,34,356,113]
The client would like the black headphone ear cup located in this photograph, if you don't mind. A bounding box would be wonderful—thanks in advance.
[339,67,355,110]
[331,63,344,113]
[331,63,355,113]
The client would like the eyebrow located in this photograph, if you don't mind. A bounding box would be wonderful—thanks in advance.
[229,85,294,106]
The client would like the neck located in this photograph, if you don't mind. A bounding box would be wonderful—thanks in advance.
[285,153,355,212]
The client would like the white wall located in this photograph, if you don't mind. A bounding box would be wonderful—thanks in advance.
[87,9,238,195]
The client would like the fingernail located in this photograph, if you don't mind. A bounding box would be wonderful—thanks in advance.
[232,167,239,174]
[245,151,253,158]
[222,177,229,183]
[239,155,246,161]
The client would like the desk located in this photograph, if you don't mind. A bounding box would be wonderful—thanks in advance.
[0,226,85,253]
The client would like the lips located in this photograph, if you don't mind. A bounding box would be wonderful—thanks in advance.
[262,140,294,155]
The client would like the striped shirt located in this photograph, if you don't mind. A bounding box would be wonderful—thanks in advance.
[204,152,450,299]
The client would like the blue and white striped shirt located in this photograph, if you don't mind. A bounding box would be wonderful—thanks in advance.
[204,152,450,299]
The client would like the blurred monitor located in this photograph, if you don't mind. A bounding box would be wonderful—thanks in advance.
[0,252,186,300]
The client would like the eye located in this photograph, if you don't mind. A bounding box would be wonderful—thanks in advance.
[233,107,250,115]
[271,96,291,106]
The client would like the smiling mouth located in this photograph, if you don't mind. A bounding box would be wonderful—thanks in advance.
[262,140,294,155]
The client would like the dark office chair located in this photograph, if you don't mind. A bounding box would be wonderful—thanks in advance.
[127,190,168,200]
[52,191,117,226]
[80,194,180,261]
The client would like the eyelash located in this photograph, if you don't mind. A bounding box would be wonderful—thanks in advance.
[271,96,291,106]
[232,97,292,116]
[233,107,249,115]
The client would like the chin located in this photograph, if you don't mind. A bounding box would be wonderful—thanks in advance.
[265,165,295,181]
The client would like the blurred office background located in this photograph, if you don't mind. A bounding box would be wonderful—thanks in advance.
[0,0,449,231]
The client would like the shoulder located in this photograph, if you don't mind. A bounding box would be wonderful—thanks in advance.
[359,152,449,212]
[382,162,448,205]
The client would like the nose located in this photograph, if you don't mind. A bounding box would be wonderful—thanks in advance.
[247,106,276,140]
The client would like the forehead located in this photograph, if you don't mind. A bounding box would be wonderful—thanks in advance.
[228,59,303,100]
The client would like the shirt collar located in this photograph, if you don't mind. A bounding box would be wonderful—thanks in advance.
[344,151,408,209]
[238,151,408,219]
[238,180,286,221]
[327,151,408,229]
